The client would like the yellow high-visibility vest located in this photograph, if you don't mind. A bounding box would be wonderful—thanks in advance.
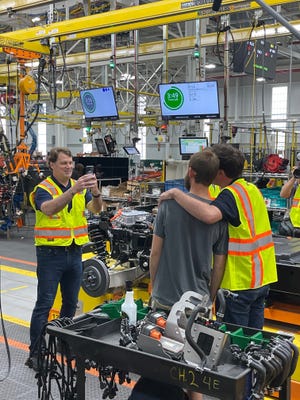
[30,177,89,246]
[290,185,300,227]
[208,184,221,200]
[221,179,277,290]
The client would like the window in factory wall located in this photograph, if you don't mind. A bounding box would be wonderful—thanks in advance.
[37,103,47,156]
[82,126,92,154]
[137,95,146,159]
[271,86,287,153]
[38,122,47,155]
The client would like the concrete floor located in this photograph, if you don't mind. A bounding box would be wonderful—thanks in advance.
[0,216,219,400]
[0,217,135,400]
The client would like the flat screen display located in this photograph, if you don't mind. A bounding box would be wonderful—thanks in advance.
[95,138,109,156]
[123,146,140,155]
[179,137,208,156]
[234,40,278,80]
[158,81,220,120]
[80,87,119,121]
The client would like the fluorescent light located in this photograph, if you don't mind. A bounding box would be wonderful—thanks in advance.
[256,77,266,82]
[205,63,216,69]
[119,73,135,81]
[31,16,41,23]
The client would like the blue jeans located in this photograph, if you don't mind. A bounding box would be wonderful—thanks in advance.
[29,245,83,356]
[223,285,270,329]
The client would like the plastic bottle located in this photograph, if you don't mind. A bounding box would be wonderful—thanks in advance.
[121,280,137,326]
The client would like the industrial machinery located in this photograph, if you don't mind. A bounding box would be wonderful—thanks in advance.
[38,290,298,400]
[49,208,154,318]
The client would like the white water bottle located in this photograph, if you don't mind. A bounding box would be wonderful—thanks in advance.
[121,281,137,326]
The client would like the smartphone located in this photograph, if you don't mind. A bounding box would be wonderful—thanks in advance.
[85,165,94,174]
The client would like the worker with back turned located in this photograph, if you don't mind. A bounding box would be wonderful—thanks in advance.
[160,143,278,330]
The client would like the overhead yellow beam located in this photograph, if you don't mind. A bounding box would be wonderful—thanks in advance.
[0,0,299,50]
[0,18,298,78]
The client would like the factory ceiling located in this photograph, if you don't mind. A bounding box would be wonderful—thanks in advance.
[0,0,299,128]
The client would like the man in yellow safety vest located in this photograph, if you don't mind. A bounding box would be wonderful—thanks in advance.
[160,143,278,329]
[26,147,102,371]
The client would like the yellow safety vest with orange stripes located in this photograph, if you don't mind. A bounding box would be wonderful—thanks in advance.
[208,184,221,200]
[290,185,300,227]
[220,179,277,290]
[30,177,89,246]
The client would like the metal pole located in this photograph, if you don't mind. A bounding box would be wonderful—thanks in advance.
[254,0,300,40]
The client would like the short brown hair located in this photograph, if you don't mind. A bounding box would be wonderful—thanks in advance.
[189,149,219,186]
[48,147,72,165]
[212,144,245,179]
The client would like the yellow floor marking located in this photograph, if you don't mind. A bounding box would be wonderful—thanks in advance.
[0,266,34,326]
[10,285,28,291]
[0,264,36,278]
[2,314,30,328]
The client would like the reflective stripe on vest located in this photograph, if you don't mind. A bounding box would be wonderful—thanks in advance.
[34,225,88,239]
[32,177,89,246]
[228,182,269,287]
[38,179,59,196]
[292,198,300,207]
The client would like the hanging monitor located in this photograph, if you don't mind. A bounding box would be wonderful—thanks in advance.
[80,87,119,121]
[158,81,220,120]
[179,136,208,158]
[95,138,110,156]
[123,146,140,155]
[233,40,278,80]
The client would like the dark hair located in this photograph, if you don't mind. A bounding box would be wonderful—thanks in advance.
[47,147,73,164]
[212,143,245,179]
[189,149,220,186]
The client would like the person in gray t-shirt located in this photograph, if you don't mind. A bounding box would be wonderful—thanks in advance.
[150,149,228,310]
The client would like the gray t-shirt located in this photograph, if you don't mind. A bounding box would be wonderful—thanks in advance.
[152,193,228,307]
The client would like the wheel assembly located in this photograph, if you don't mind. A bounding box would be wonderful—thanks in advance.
[82,258,110,297]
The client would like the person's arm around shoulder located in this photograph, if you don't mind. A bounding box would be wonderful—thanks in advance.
[280,173,298,199]
[159,188,222,224]
[149,234,164,287]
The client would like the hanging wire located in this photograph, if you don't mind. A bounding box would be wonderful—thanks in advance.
[215,21,235,68]
[53,38,73,111]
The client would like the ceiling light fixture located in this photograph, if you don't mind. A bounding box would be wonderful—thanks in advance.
[205,63,216,69]
[119,73,135,81]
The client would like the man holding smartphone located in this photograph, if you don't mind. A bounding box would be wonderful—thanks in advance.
[26,147,102,371]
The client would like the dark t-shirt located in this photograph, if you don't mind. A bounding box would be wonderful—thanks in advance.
[152,193,228,307]
[212,188,241,227]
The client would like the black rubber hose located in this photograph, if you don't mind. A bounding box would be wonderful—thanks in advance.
[271,338,299,377]
[268,355,283,386]
[270,347,291,387]
[260,357,276,387]
[282,340,299,377]
[185,304,208,367]
[247,358,266,400]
